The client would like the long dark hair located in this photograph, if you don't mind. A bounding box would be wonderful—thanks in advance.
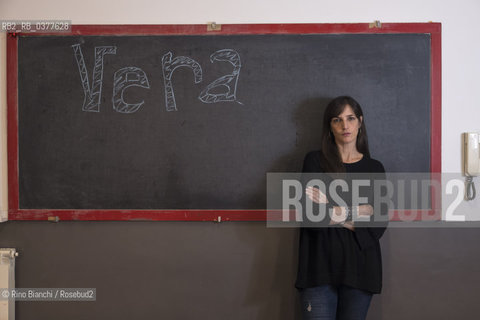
[320,96,370,172]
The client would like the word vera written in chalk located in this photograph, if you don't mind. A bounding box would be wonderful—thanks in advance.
[72,44,242,113]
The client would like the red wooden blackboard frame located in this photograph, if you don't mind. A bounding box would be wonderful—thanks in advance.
[6,23,441,221]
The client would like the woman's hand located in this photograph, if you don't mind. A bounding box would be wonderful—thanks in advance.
[329,206,355,231]
[329,204,374,231]
[329,206,347,224]
[305,186,329,204]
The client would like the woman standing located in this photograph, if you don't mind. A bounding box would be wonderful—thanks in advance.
[296,96,388,320]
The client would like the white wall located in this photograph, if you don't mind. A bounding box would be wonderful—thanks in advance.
[1,0,479,216]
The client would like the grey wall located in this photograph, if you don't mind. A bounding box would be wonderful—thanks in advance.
[1,222,480,319]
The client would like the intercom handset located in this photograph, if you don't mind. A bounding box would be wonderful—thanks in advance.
[464,133,480,176]
[463,132,479,200]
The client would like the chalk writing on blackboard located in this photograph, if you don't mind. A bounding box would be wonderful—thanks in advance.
[161,52,203,112]
[72,45,242,113]
[112,67,151,113]
[72,44,117,112]
[199,49,242,104]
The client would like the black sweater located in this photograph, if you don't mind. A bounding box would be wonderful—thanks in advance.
[295,150,387,294]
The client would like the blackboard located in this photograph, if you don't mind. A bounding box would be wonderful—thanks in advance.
[7,24,441,220]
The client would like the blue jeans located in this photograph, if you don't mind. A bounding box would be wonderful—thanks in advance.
[299,285,373,320]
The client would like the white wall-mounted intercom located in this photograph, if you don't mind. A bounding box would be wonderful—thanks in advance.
[464,133,480,176]
[463,132,479,200]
